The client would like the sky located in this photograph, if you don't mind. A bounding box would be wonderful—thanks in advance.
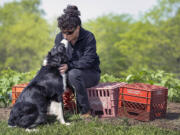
[0,0,158,22]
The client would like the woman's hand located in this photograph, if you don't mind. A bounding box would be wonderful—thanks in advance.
[59,64,68,74]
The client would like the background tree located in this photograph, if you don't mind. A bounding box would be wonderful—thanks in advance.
[0,0,180,78]
[84,14,133,77]
[114,0,180,76]
[0,0,53,72]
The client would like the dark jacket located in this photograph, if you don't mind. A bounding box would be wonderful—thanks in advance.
[54,27,101,73]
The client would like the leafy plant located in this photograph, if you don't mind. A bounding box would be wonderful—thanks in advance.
[0,68,36,107]
[101,69,180,102]
[100,73,125,83]
[125,69,180,102]
[1,68,180,107]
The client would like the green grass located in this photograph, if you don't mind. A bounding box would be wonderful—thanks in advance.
[0,115,180,135]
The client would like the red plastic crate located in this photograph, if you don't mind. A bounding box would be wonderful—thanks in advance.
[87,82,126,118]
[12,83,28,105]
[118,83,168,121]
[62,88,76,112]
[12,83,76,111]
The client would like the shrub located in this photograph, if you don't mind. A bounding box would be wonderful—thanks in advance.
[0,68,36,107]
[101,69,180,102]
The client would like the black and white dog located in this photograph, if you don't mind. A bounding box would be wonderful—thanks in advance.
[8,39,70,129]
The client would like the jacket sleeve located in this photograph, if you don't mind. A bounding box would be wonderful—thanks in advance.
[68,33,98,69]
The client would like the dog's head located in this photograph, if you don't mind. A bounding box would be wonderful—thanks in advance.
[43,44,68,67]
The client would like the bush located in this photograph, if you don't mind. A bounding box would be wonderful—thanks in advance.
[100,73,125,82]
[0,68,36,107]
[0,68,180,107]
[125,69,180,102]
[101,69,180,102]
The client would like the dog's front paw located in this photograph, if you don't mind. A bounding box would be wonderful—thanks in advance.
[8,125,16,128]
[25,128,38,132]
[62,122,71,126]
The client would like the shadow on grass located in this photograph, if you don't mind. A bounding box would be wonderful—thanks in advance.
[46,112,82,125]
[165,112,180,120]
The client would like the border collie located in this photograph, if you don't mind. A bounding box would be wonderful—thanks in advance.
[8,40,70,129]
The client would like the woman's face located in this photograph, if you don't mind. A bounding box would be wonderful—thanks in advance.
[62,26,80,44]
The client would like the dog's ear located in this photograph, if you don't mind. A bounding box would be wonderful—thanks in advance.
[50,47,58,56]
[57,45,65,53]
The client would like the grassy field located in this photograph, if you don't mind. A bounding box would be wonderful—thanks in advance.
[0,114,180,135]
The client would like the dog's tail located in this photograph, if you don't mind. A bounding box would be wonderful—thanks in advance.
[8,102,39,128]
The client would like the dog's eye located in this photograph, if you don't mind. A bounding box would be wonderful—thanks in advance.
[57,47,63,52]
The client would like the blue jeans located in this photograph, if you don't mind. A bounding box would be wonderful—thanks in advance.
[67,69,100,114]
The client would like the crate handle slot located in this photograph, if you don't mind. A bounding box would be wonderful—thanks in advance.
[103,90,106,97]
[93,90,95,96]
[105,109,112,115]
[100,90,102,97]
[96,90,99,96]
[94,110,104,115]
[127,111,139,116]
[89,91,91,97]
[107,90,109,96]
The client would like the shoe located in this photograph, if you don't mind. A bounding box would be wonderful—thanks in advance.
[80,111,92,119]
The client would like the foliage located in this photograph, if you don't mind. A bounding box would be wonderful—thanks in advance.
[0,0,53,72]
[0,68,36,107]
[1,0,180,78]
[0,68,179,107]
[144,0,180,24]
[101,69,180,102]
[83,14,133,77]
[125,69,180,102]
[115,10,180,76]
[83,0,180,78]
[100,73,124,83]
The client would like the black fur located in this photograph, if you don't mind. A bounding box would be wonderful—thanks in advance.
[8,44,68,128]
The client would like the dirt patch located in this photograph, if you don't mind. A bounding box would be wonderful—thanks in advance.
[149,102,180,131]
[0,107,11,121]
[102,102,180,131]
[1,102,180,131]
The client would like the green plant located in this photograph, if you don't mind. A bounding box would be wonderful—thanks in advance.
[100,70,180,102]
[0,68,36,107]
[125,69,180,102]
[100,73,125,82]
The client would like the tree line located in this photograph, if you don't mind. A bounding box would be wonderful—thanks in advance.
[0,0,180,78]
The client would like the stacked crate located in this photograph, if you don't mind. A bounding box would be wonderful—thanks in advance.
[118,83,168,121]
[87,82,126,118]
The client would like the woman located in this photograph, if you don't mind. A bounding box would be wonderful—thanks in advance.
[54,5,101,117]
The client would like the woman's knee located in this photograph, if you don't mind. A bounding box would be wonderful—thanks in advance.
[68,69,82,80]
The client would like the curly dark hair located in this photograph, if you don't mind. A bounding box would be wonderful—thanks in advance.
[57,5,81,30]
